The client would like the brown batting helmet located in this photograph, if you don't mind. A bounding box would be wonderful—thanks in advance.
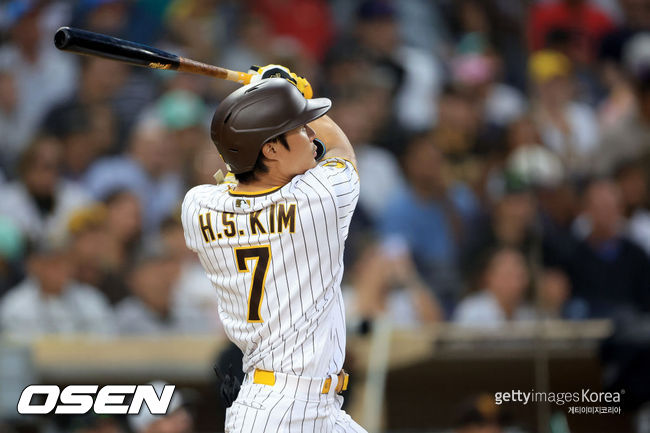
[210,78,332,174]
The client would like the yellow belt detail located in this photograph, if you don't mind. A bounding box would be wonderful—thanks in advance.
[322,377,332,393]
[252,369,349,394]
[253,369,276,386]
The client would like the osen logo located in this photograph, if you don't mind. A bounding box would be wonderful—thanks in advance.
[17,384,176,415]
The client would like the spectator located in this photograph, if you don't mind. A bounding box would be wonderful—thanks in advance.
[67,190,146,304]
[453,247,535,327]
[0,216,25,299]
[253,0,334,62]
[394,0,451,55]
[153,89,209,179]
[104,189,143,260]
[3,0,650,430]
[219,12,276,74]
[328,86,405,219]
[620,0,650,29]
[537,267,578,320]
[568,179,650,318]
[45,54,127,113]
[115,252,193,335]
[449,0,526,128]
[75,0,130,36]
[0,1,78,167]
[43,55,130,155]
[127,381,193,433]
[429,87,486,189]
[67,204,128,305]
[449,394,507,433]
[323,52,409,156]
[217,9,318,100]
[487,141,583,324]
[84,116,184,234]
[450,50,526,129]
[495,116,546,178]
[165,0,224,64]
[380,134,479,310]
[68,190,143,306]
[0,243,115,339]
[529,49,599,176]
[185,137,229,188]
[448,0,531,92]
[330,0,451,56]
[528,0,618,104]
[0,69,24,174]
[160,217,222,334]
[597,34,650,175]
[346,237,442,328]
[509,144,583,271]
[329,0,443,132]
[527,0,616,65]
[595,0,650,89]
[596,47,637,130]
[615,160,650,256]
[45,104,116,181]
[0,136,92,246]
[463,173,536,280]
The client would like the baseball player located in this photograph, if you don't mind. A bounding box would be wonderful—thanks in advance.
[181,66,366,432]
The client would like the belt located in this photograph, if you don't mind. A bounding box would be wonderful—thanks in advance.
[253,368,349,394]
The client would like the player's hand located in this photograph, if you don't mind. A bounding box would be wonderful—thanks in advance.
[213,365,241,408]
[248,64,313,99]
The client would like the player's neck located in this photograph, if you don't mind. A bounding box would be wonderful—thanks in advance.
[234,171,291,192]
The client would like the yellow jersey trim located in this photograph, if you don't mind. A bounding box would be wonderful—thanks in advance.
[228,185,282,197]
[321,157,359,176]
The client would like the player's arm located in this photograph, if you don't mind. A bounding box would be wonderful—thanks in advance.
[248,64,355,165]
[309,115,356,167]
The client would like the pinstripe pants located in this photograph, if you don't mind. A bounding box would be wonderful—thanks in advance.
[225,371,367,433]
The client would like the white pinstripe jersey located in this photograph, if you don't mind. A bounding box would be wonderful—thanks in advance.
[181,158,359,377]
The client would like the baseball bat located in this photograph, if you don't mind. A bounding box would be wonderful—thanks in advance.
[54,26,252,84]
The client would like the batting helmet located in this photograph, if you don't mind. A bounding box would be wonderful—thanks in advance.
[210,78,332,174]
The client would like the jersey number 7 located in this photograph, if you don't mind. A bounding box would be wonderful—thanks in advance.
[234,246,271,322]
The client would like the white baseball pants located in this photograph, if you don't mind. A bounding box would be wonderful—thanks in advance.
[225,371,368,432]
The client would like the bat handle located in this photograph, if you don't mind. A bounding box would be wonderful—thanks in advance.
[226,70,253,85]
[178,57,252,84]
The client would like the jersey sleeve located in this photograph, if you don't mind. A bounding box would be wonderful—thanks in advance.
[294,157,360,237]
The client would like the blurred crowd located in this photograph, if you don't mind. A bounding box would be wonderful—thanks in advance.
[1,0,650,432]
[0,0,650,342]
